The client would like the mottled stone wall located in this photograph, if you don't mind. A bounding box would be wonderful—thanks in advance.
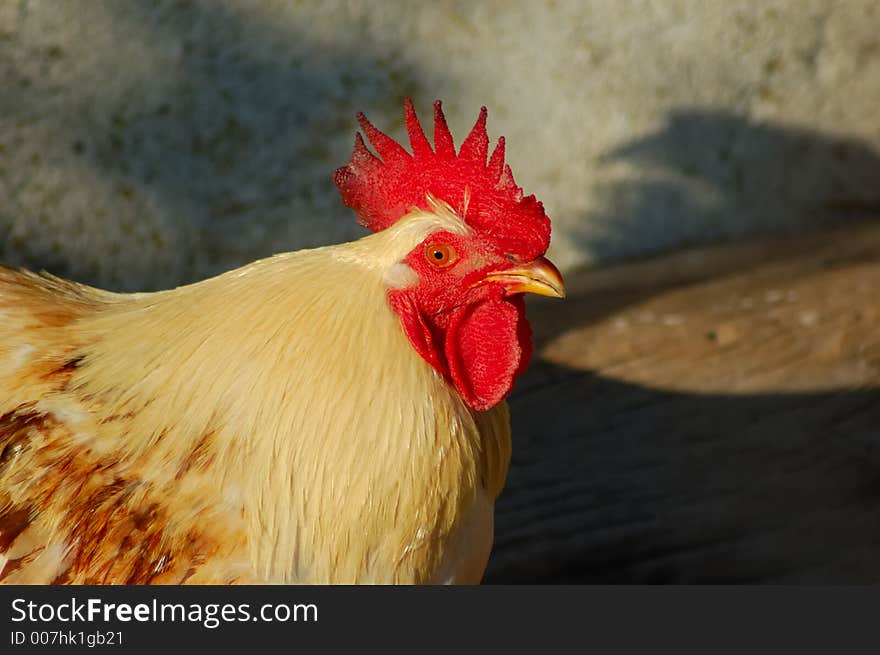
[1,0,878,290]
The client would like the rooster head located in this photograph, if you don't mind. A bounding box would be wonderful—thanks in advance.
[334,99,564,411]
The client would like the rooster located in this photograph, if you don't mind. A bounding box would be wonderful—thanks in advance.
[0,99,564,584]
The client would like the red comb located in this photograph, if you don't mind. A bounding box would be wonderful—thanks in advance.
[333,99,551,261]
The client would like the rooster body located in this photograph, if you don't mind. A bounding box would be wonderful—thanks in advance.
[0,100,562,584]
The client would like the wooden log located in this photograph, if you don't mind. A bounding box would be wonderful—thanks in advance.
[487,221,880,583]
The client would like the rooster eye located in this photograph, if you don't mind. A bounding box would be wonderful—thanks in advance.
[425,244,457,268]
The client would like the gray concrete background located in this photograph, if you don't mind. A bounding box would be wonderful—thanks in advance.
[1,0,878,291]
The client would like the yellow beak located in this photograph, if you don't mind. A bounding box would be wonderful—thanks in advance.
[477,256,566,298]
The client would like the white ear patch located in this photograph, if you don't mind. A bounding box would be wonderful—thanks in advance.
[384,262,419,289]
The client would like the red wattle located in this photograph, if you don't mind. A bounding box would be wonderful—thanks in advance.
[445,299,526,411]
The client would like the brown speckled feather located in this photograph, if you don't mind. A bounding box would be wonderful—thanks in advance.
[0,269,249,583]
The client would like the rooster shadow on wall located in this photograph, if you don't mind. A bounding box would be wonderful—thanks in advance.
[580,109,880,261]
[486,111,880,583]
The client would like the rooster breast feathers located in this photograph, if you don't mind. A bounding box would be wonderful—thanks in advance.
[0,210,511,584]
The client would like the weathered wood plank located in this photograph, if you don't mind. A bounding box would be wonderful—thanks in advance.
[487,221,880,583]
